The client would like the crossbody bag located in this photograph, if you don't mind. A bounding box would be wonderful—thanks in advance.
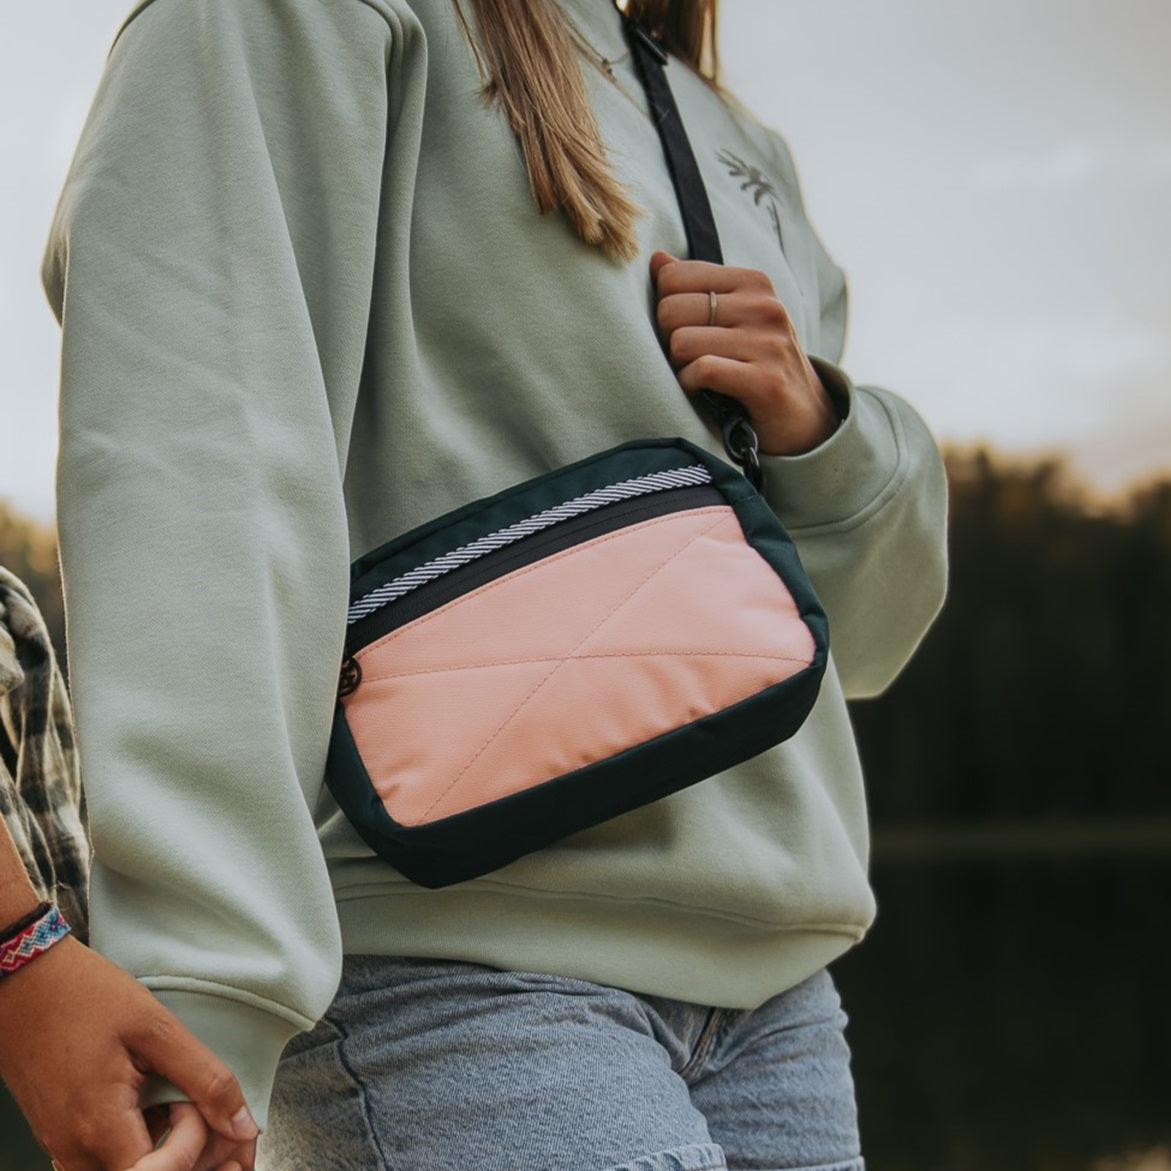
[324,16,830,888]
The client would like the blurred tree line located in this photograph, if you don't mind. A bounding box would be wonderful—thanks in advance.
[0,500,64,658]
[852,449,1171,824]
[2,447,1170,824]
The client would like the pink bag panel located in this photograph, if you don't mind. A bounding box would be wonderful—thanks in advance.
[341,505,815,827]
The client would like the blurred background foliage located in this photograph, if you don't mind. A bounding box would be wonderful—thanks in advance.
[2,447,1169,1171]
[853,448,1171,828]
[0,499,63,659]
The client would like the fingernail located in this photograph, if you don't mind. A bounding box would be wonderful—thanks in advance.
[231,1106,259,1139]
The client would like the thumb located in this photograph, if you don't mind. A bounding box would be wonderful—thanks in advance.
[131,1015,259,1143]
[649,250,677,285]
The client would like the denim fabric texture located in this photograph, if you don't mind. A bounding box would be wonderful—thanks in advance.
[259,958,863,1171]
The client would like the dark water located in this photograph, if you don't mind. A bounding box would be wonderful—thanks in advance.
[834,856,1171,1171]
[4,856,1169,1171]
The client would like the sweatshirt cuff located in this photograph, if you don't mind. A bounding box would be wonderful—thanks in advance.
[760,357,902,531]
[141,989,306,1131]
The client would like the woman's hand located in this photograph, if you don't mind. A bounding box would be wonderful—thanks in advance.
[135,1103,253,1171]
[137,1104,256,1171]
[650,252,840,457]
[0,935,258,1171]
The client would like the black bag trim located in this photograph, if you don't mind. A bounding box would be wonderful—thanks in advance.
[325,439,828,888]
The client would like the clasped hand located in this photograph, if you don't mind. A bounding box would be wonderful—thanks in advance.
[0,936,257,1171]
[651,251,839,457]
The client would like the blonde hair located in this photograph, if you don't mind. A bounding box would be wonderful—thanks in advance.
[453,0,720,261]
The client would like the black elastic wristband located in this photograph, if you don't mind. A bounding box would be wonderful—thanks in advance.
[0,900,54,946]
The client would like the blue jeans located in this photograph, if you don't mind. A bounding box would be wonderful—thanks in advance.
[260,958,864,1171]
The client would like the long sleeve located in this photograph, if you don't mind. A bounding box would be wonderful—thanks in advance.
[42,0,416,1123]
[758,139,948,700]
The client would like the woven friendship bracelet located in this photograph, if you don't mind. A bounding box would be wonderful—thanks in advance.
[0,900,53,942]
[0,904,71,981]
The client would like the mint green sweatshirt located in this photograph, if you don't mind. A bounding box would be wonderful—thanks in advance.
[44,0,947,1125]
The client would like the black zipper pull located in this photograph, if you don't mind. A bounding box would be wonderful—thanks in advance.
[338,656,362,698]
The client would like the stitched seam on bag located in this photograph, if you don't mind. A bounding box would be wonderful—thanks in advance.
[359,649,812,684]
[354,507,733,661]
[411,511,730,825]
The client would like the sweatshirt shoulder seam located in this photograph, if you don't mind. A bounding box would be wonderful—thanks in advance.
[111,0,405,54]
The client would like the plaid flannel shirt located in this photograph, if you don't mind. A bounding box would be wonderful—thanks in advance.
[0,567,89,942]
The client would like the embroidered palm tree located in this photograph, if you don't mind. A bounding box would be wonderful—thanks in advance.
[716,149,786,252]
[716,150,779,206]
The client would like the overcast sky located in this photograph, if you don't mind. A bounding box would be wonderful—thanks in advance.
[2,0,1168,520]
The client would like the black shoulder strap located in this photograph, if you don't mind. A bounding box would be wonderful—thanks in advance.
[622,16,763,488]
[622,20,724,265]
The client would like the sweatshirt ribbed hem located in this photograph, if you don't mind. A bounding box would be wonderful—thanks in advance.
[335,886,869,1011]
[141,988,306,1130]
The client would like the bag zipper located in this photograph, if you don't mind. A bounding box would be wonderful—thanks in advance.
[343,482,723,663]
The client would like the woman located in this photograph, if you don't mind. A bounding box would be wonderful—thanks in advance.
[45,1,947,1168]
[0,566,258,1171]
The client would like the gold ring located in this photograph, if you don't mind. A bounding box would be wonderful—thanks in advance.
[708,290,719,327]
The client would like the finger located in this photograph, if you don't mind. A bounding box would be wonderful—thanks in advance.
[129,1017,257,1144]
[658,289,792,335]
[656,292,718,334]
[129,1104,208,1171]
[667,325,783,371]
[222,1138,256,1171]
[677,354,768,404]
[194,1136,257,1171]
[239,1139,257,1171]
[653,257,773,298]
[648,250,678,282]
